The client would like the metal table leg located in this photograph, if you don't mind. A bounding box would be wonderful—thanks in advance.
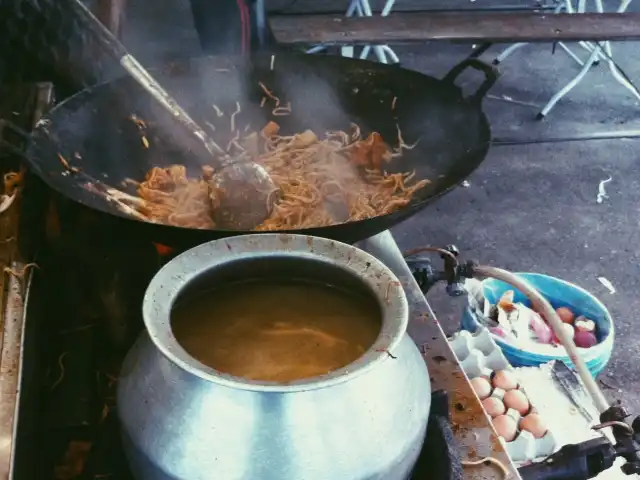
[536,45,602,118]
[493,0,638,118]
[493,0,598,67]
[306,0,400,64]
[356,0,399,64]
[255,0,266,47]
[493,42,528,64]
[493,1,583,67]
[538,0,638,118]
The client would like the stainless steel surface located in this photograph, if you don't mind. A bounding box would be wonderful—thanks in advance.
[0,270,26,480]
[551,361,594,423]
[117,234,431,480]
[0,82,53,480]
[359,232,522,479]
[0,186,17,480]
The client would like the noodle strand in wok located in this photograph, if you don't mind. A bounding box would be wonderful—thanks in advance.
[132,122,430,230]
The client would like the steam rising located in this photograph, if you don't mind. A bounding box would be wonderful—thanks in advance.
[100,50,365,187]
[42,2,487,233]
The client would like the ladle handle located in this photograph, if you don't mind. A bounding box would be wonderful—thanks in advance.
[67,0,226,159]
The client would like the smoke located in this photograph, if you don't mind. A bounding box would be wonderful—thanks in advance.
[57,0,426,225]
[96,0,356,170]
[119,0,202,64]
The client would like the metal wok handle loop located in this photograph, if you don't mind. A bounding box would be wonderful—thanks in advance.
[0,120,52,176]
[0,119,32,143]
[442,59,499,104]
[0,120,34,161]
[0,140,30,163]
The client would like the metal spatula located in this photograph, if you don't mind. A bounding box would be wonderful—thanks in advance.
[66,0,276,229]
[551,360,595,423]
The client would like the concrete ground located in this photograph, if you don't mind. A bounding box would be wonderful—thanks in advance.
[121,0,640,415]
[390,41,640,415]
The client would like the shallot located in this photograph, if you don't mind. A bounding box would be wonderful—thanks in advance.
[480,289,601,351]
[574,330,597,348]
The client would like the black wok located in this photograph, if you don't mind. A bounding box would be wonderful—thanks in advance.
[17,53,497,248]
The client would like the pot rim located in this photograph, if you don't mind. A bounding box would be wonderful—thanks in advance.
[142,233,409,393]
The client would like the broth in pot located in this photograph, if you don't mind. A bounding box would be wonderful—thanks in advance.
[119,233,430,480]
[171,279,381,382]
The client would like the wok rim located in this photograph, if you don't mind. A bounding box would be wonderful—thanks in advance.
[25,53,493,238]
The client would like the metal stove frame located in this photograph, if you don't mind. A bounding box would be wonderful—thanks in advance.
[0,82,54,480]
[0,81,519,479]
[359,232,520,479]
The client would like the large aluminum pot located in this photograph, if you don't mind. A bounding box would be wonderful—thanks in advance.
[117,234,431,480]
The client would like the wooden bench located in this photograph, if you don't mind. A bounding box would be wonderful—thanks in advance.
[269,11,640,45]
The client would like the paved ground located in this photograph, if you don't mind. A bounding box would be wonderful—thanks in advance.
[122,0,640,415]
[390,40,640,415]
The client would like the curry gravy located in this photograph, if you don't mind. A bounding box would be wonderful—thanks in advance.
[171,280,381,382]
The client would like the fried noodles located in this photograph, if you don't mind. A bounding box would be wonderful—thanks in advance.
[135,165,215,229]
[131,121,429,230]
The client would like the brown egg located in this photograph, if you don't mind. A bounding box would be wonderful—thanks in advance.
[492,370,519,391]
[504,389,530,415]
[556,307,575,324]
[520,413,548,439]
[492,414,518,442]
[482,397,506,418]
[470,377,492,400]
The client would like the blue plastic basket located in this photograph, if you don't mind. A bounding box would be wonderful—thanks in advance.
[461,273,614,377]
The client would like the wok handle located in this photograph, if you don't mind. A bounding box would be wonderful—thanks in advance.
[0,119,32,146]
[0,119,43,170]
[0,139,30,163]
[442,59,499,104]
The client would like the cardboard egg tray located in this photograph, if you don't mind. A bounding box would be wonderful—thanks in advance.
[449,328,558,463]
